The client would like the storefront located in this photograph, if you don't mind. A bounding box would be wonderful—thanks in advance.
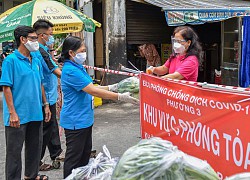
[126,1,173,72]
[91,0,249,86]
[126,0,223,83]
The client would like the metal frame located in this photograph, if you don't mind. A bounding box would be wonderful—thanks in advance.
[221,17,242,86]
[238,17,242,86]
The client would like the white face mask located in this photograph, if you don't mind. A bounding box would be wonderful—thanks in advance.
[173,42,186,54]
[24,40,39,52]
[73,52,87,64]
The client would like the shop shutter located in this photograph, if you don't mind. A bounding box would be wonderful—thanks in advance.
[126,0,174,45]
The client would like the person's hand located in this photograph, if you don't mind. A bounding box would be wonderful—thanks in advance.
[146,66,155,74]
[108,83,118,92]
[9,112,20,128]
[59,126,64,137]
[161,75,168,79]
[118,92,139,105]
[44,105,51,122]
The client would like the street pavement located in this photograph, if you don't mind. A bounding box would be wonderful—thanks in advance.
[0,92,141,179]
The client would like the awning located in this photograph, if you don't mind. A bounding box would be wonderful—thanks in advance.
[130,0,149,4]
[144,0,250,26]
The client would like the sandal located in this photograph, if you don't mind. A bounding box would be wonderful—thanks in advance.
[55,150,65,162]
[39,163,53,171]
[23,175,49,180]
[37,175,49,180]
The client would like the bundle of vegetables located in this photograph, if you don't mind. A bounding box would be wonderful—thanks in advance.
[65,145,118,180]
[112,137,219,180]
[226,173,250,180]
[117,77,139,99]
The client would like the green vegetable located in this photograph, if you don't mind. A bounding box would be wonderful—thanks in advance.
[117,77,140,94]
[111,138,219,180]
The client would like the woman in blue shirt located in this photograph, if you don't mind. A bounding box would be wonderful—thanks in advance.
[59,36,138,178]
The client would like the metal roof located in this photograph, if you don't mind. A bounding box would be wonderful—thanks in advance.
[144,0,250,10]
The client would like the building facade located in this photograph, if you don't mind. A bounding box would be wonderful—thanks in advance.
[0,0,28,13]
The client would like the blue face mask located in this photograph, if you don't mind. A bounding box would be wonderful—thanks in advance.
[46,35,55,46]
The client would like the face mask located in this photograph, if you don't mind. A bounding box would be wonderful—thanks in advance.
[73,52,87,64]
[46,35,55,46]
[173,42,186,54]
[24,40,39,52]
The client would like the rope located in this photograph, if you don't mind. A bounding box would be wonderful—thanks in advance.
[83,65,139,77]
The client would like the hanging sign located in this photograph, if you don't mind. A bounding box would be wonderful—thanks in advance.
[165,9,250,26]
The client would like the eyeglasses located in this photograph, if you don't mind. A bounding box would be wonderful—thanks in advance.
[26,36,38,41]
[171,37,187,44]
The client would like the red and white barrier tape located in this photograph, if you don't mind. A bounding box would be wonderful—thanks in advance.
[167,78,250,94]
[83,65,250,94]
[83,65,139,77]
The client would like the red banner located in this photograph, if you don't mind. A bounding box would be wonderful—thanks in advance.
[140,73,250,179]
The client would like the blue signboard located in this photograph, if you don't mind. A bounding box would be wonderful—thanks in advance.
[165,9,250,26]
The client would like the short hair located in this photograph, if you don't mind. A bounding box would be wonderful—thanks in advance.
[33,19,54,34]
[59,36,84,62]
[14,26,36,47]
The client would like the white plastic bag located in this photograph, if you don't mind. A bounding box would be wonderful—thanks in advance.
[117,77,140,99]
[226,173,250,180]
[90,168,114,180]
[112,137,219,180]
[65,145,118,180]
[117,77,139,94]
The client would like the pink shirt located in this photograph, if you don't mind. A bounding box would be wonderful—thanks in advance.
[164,55,199,82]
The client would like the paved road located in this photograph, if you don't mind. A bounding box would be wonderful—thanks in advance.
[0,92,141,179]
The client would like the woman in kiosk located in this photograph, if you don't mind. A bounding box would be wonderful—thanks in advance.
[147,26,202,82]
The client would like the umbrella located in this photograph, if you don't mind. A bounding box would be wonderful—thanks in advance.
[0,0,101,43]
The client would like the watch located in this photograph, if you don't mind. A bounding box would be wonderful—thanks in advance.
[43,102,49,106]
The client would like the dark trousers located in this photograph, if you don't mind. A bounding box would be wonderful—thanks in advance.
[63,126,92,178]
[41,103,62,162]
[5,121,43,180]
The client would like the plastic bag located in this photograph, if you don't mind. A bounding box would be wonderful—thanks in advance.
[117,77,139,94]
[90,168,114,180]
[112,137,219,180]
[214,69,222,84]
[65,145,118,180]
[226,173,250,180]
[117,77,139,99]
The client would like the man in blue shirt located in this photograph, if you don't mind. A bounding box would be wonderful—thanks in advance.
[0,26,51,180]
[33,19,63,171]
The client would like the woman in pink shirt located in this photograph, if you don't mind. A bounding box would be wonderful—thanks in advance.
[147,26,202,82]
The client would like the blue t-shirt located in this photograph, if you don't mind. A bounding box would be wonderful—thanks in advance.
[60,60,93,130]
[34,43,58,105]
[0,50,44,126]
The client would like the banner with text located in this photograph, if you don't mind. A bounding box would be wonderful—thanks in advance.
[165,9,250,26]
[140,73,250,179]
